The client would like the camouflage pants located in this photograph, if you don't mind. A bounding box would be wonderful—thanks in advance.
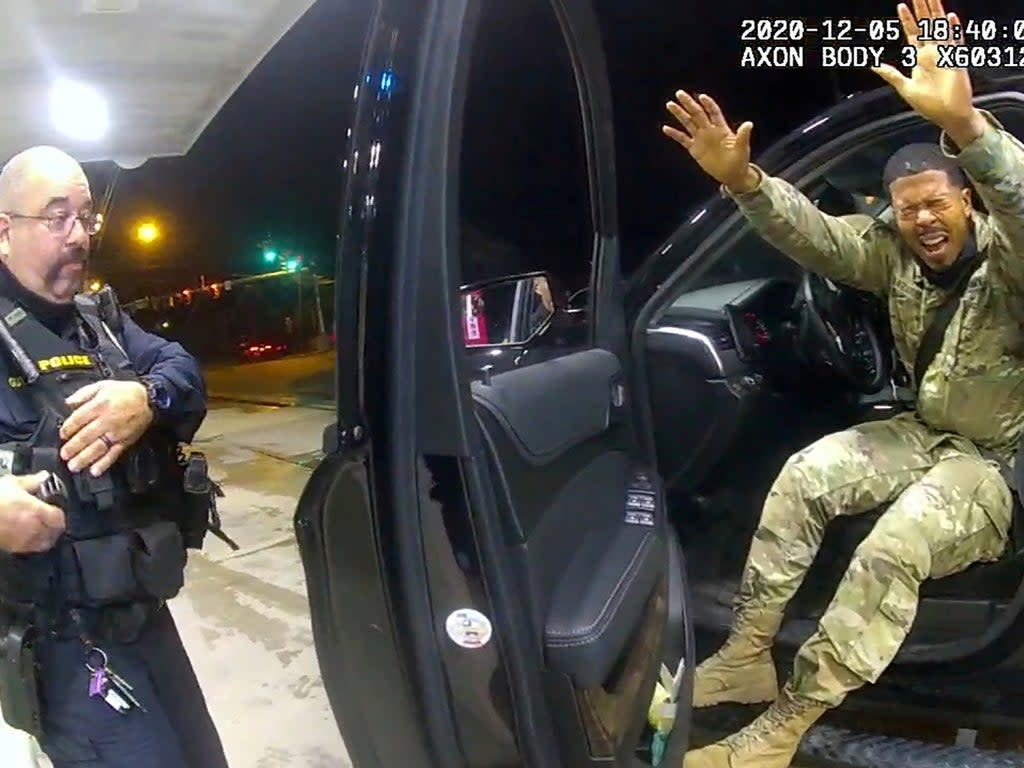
[735,412,1012,707]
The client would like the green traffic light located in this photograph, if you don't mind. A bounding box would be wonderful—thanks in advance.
[263,249,278,263]
[285,259,299,272]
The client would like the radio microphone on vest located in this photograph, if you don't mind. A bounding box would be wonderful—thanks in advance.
[0,309,39,384]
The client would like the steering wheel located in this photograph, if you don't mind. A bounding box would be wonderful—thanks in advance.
[800,271,889,394]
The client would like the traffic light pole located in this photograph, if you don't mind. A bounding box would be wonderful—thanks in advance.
[312,271,326,336]
[297,268,303,340]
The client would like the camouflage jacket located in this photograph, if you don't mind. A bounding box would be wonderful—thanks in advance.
[726,111,1024,463]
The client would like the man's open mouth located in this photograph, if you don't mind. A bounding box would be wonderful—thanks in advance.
[919,231,948,255]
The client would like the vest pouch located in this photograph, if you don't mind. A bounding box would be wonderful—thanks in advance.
[124,444,160,495]
[0,553,55,604]
[132,521,186,600]
[70,534,138,604]
[70,522,185,605]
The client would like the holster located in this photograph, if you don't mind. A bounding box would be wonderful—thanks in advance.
[182,452,235,550]
[182,452,212,549]
[0,608,42,739]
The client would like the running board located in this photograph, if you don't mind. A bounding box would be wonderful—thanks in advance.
[694,707,1024,768]
[804,725,1024,768]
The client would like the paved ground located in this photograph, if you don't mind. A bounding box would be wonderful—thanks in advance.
[171,403,348,768]
[3,400,349,768]
[204,352,333,409]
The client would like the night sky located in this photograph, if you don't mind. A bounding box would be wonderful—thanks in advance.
[85,0,1018,300]
[88,0,365,300]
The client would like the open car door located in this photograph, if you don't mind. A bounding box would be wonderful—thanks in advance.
[294,0,690,766]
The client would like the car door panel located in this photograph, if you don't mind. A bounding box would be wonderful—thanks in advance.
[545,518,660,687]
[471,348,622,467]
[296,0,687,764]
[472,348,667,694]
[296,452,439,768]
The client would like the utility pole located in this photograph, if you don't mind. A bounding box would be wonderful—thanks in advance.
[297,268,303,343]
[312,273,326,336]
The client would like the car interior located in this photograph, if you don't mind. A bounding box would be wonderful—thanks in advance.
[452,1,1024,760]
[642,112,1024,678]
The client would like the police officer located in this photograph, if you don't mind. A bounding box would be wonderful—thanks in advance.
[0,145,228,767]
[663,2,1024,767]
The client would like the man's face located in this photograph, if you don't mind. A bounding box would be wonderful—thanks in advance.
[889,169,972,271]
[0,165,93,303]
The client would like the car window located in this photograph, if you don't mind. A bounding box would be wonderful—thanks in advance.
[682,225,803,292]
[456,0,593,363]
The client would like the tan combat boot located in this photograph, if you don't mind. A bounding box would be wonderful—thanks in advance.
[692,611,781,708]
[683,685,828,768]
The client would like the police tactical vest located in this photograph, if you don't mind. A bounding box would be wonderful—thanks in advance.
[0,292,188,618]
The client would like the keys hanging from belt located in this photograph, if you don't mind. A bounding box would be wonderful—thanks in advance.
[85,645,146,714]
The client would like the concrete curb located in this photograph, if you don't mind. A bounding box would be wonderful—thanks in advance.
[208,393,335,411]
[203,350,333,374]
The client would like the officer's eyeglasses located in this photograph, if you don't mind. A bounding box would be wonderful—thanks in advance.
[3,210,103,237]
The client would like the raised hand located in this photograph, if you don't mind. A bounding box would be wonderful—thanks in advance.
[871,0,984,146]
[663,91,758,192]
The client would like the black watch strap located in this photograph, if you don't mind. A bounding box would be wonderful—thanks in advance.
[141,376,170,414]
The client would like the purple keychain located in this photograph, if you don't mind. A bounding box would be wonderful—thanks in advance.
[88,666,107,698]
[84,646,139,714]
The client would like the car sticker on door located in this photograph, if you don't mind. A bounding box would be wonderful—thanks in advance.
[445,608,493,649]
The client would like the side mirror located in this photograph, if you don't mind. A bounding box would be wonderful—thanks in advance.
[460,272,555,347]
[565,287,588,313]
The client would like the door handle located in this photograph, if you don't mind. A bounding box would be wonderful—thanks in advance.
[611,382,625,408]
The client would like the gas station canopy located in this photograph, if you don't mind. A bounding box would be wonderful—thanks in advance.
[0,0,317,167]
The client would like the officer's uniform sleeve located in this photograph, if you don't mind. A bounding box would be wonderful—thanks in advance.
[722,169,897,297]
[119,316,207,443]
[940,110,1024,295]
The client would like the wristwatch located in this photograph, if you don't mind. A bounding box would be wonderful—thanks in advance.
[141,376,172,416]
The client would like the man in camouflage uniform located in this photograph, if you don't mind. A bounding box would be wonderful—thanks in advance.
[661,2,1024,767]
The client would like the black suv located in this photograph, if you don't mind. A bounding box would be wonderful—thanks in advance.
[292,1,1024,766]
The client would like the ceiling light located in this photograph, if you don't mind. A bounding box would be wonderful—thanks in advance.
[49,79,109,142]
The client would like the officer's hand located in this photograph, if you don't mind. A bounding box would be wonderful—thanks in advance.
[0,473,66,554]
[59,381,154,477]
[663,91,758,193]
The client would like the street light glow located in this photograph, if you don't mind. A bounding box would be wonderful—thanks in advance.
[136,221,160,244]
[89,280,102,292]
[49,79,109,142]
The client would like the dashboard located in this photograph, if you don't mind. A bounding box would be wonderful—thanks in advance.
[656,277,802,372]
[643,276,850,494]
[724,281,799,365]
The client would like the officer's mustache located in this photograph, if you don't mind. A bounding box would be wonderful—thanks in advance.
[45,250,89,283]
